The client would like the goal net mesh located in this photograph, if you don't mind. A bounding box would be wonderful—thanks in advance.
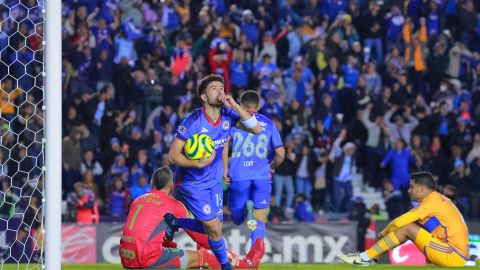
[0,0,45,269]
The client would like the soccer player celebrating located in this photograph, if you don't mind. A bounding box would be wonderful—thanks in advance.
[337,171,471,267]
[119,166,264,269]
[167,75,261,270]
[223,90,285,246]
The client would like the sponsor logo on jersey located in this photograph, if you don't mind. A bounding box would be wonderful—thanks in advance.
[260,199,268,204]
[222,121,230,130]
[213,138,228,149]
[200,127,209,133]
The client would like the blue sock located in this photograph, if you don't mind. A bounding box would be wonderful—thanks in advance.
[231,208,245,225]
[177,218,205,234]
[250,220,266,248]
[208,237,229,265]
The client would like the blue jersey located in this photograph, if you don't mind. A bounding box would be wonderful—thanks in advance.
[229,113,283,181]
[175,107,239,189]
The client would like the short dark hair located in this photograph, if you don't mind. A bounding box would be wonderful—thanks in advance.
[240,90,260,109]
[410,171,436,190]
[151,166,173,190]
[197,74,224,97]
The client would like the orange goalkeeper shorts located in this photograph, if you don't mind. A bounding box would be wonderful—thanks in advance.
[414,228,468,267]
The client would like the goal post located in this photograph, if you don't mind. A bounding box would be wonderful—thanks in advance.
[45,0,62,269]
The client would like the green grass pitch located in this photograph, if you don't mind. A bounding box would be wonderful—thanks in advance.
[2,264,480,270]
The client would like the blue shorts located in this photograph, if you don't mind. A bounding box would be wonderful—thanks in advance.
[228,180,272,210]
[177,182,223,221]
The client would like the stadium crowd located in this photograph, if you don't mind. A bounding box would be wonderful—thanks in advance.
[3,0,480,225]
[58,0,480,224]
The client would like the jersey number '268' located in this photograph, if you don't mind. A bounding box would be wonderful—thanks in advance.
[232,132,268,159]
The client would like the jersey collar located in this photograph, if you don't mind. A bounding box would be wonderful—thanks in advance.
[202,107,222,127]
[150,189,169,197]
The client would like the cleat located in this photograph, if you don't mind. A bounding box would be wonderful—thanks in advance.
[245,200,257,231]
[237,238,265,269]
[336,253,374,266]
[163,213,179,241]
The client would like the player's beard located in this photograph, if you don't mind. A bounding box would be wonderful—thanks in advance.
[206,96,223,108]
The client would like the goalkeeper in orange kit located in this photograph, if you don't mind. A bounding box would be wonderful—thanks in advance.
[337,171,471,267]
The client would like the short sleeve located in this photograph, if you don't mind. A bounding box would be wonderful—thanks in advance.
[270,124,283,149]
[225,107,240,124]
[175,115,196,141]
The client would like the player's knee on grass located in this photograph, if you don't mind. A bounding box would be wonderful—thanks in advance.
[202,217,223,240]
[231,208,245,225]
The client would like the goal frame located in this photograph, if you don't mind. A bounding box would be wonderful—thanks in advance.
[45,0,62,269]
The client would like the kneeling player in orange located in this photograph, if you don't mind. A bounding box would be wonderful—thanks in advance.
[338,171,470,267]
[119,166,264,269]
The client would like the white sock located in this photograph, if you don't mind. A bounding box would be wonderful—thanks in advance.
[359,252,371,261]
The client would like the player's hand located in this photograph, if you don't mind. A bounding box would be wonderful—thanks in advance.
[220,95,237,108]
[223,173,231,184]
[196,150,216,169]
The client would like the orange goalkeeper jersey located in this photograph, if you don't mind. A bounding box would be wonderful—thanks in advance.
[410,191,469,258]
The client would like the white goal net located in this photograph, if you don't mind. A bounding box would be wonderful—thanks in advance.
[0,0,45,269]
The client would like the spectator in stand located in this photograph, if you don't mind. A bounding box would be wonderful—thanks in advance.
[349,196,370,251]
[62,127,83,195]
[384,106,419,146]
[361,1,383,66]
[362,104,389,189]
[311,149,328,213]
[254,54,278,82]
[209,39,233,93]
[381,138,417,194]
[330,130,356,213]
[448,159,470,217]
[109,178,128,222]
[294,145,316,199]
[294,193,315,222]
[80,150,104,181]
[74,182,99,224]
[261,92,282,120]
[273,138,296,213]
[129,174,151,200]
[230,49,252,95]
[110,154,129,184]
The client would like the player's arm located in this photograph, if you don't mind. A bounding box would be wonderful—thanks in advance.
[379,211,420,237]
[221,95,261,134]
[168,138,215,169]
[222,136,231,183]
[270,146,285,172]
[270,124,285,172]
